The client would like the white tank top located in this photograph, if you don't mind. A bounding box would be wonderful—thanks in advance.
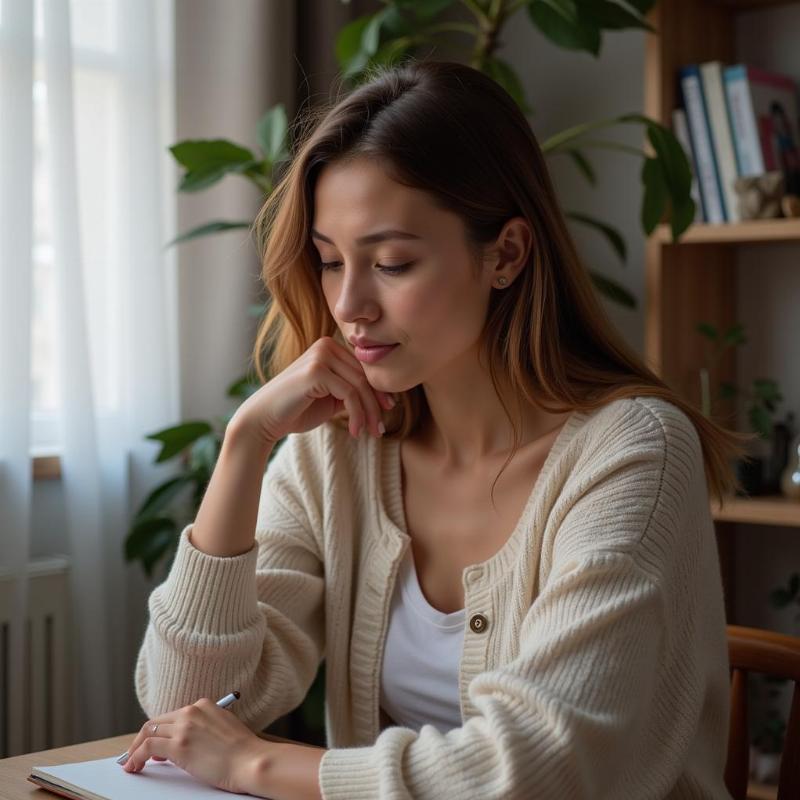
[379,547,465,733]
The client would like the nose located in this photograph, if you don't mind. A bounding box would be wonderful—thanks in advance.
[332,266,379,324]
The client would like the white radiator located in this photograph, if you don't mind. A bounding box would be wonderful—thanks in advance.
[0,557,72,757]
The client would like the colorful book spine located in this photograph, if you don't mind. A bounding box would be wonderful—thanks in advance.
[671,108,703,223]
[680,65,726,223]
[700,61,741,222]
[723,64,766,176]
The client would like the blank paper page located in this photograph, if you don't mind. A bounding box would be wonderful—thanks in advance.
[32,756,265,799]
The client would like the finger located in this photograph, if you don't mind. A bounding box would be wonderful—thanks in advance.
[335,342,396,411]
[309,361,370,439]
[124,735,171,773]
[122,714,178,765]
[320,337,390,424]
[327,350,387,437]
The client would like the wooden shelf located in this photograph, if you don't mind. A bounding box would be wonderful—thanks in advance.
[712,494,800,527]
[711,0,797,11]
[656,218,800,244]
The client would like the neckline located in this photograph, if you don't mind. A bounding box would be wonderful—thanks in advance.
[378,408,584,584]
[400,549,467,628]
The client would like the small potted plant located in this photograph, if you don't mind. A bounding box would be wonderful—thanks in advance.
[696,322,784,495]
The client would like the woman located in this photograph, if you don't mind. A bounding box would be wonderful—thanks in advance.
[122,60,749,798]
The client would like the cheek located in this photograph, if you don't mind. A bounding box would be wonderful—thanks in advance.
[404,274,485,339]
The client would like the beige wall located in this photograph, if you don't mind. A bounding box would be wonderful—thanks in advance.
[174,0,295,423]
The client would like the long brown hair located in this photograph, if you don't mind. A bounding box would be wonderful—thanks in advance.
[251,59,753,507]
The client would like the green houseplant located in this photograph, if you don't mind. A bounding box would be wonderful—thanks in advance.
[696,321,784,496]
[125,0,696,740]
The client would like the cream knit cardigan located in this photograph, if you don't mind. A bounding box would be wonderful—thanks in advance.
[135,396,733,799]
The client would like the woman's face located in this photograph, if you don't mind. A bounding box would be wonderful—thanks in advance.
[311,157,495,394]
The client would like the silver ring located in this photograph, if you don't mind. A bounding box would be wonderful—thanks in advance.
[151,723,159,735]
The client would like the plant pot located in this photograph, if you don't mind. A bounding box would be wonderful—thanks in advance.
[735,456,765,496]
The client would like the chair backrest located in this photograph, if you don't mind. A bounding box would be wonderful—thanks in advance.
[725,625,800,800]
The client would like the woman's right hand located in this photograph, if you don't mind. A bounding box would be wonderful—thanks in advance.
[231,336,396,445]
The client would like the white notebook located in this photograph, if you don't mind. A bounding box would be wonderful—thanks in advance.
[29,756,270,799]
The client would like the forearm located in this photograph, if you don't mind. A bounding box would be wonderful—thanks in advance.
[246,741,326,800]
[191,420,275,557]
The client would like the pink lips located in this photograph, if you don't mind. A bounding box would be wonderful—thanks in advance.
[354,343,398,364]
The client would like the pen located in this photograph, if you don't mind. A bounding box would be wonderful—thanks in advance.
[115,690,241,765]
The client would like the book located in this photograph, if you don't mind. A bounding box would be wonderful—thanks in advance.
[723,63,800,195]
[671,108,703,222]
[700,61,741,222]
[28,755,266,800]
[679,65,726,223]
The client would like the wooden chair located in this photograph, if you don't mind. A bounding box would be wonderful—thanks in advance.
[725,625,800,800]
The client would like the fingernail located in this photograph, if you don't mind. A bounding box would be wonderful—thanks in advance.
[378,422,386,436]
[385,394,396,408]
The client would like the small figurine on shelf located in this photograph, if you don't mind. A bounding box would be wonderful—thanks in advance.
[696,321,785,496]
[733,171,785,219]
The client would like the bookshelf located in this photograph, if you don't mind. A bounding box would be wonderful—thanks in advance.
[644,0,800,534]
[644,3,798,797]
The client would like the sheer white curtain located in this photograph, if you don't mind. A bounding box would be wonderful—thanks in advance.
[0,0,178,754]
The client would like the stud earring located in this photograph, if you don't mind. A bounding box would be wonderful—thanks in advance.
[497,277,508,286]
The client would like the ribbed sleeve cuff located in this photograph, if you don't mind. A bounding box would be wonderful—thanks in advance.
[149,524,260,637]
[319,746,382,799]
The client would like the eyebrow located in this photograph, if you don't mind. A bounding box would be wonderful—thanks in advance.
[310,228,423,247]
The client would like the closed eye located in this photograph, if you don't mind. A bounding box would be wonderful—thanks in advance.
[317,260,414,275]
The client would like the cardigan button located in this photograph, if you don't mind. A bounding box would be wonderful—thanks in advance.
[469,613,488,634]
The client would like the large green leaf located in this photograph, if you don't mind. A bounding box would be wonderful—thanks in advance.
[581,0,654,32]
[137,474,197,520]
[566,211,626,262]
[227,375,261,400]
[256,105,289,164]
[641,156,665,233]
[124,516,178,578]
[546,112,694,239]
[170,139,255,170]
[565,148,596,185]
[527,0,601,56]
[484,56,531,114]
[170,140,258,192]
[146,421,214,463]
[189,433,221,474]
[336,14,373,70]
[178,159,261,193]
[394,0,457,19]
[588,269,636,308]
[165,220,251,248]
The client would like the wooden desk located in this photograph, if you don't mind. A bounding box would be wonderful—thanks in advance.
[0,732,320,799]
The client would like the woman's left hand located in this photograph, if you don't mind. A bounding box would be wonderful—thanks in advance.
[121,698,268,795]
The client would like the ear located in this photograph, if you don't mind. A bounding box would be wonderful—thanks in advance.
[483,216,533,289]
